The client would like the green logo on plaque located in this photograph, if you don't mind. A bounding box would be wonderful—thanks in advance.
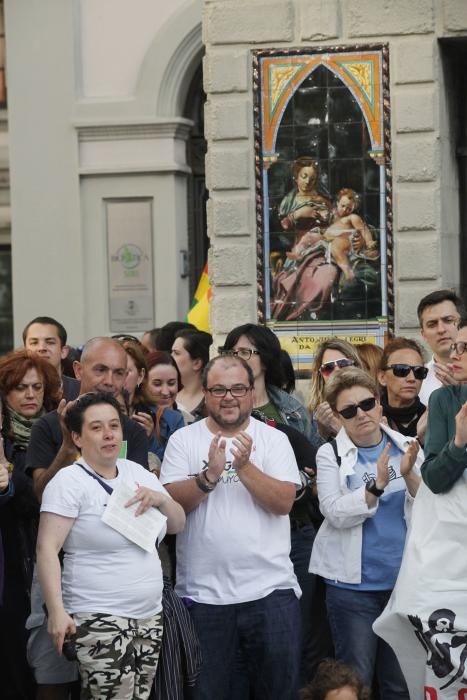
[115,244,143,270]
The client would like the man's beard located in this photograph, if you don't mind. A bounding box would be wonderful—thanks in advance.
[208,405,251,430]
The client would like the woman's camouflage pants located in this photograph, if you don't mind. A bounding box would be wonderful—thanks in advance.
[74,611,163,699]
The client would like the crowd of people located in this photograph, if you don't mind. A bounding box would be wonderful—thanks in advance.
[0,287,466,700]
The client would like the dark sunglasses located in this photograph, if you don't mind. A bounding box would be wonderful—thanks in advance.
[319,358,354,376]
[337,396,377,420]
[384,364,428,380]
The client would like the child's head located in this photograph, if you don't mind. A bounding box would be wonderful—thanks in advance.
[335,188,359,218]
[299,659,370,700]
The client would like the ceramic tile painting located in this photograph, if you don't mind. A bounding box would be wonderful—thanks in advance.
[253,45,393,376]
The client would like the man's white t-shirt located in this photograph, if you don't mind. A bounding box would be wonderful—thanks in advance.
[419,358,442,406]
[41,458,169,619]
[160,417,301,605]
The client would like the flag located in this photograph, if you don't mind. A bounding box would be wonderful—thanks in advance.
[187,263,211,333]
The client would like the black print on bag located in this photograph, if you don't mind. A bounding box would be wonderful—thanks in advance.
[409,609,467,690]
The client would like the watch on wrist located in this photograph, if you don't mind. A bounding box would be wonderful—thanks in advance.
[365,478,384,497]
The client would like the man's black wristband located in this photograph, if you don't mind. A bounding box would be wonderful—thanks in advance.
[195,472,215,493]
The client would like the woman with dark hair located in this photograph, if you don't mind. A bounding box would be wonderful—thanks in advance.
[378,337,428,440]
[133,352,184,472]
[223,323,320,447]
[171,329,212,417]
[0,349,61,699]
[36,392,185,700]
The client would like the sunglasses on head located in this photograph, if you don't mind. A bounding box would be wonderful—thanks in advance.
[319,358,354,376]
[337,396,377,420]
[384,364,428,380]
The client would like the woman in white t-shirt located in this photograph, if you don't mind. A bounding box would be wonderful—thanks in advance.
[36,392,185,700]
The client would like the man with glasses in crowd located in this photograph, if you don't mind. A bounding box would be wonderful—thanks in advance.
[161,354,302,700]
[417,289,465,405]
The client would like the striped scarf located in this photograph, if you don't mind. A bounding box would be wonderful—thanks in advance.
[8,406,45,448]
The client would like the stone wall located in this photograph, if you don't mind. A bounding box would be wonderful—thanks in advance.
[203,0,467,341]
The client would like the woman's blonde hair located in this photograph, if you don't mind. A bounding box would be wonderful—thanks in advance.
[308,338,362,412]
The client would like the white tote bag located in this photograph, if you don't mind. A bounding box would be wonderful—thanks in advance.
[374,476,467,700]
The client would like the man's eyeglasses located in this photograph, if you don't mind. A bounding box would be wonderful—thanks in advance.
[319,358,354,377]
[337,396,377,420]
[206,384,252,398]
[384,364,428,380]
[223,349,261,361]
[450,341,467,356]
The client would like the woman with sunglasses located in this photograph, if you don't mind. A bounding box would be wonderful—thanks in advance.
[308,339,363,440]
[309,367,422,696]
[378,337,428,441]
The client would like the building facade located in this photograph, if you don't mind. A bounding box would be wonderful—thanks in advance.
[3,0,467,354]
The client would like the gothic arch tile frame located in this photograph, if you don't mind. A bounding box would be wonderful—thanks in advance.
[253,44,393,377]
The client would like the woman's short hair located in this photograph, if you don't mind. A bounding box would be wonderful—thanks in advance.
[324,367,379,412]
[0,349,61,412]
[174,329,213,369]
[299,659,370,700]
[223,324,284,389]
[380,336,425,371]
[64,392,123,435]
[308,339,363,412]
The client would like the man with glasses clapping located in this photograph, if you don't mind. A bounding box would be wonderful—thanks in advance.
[160,354,302,700]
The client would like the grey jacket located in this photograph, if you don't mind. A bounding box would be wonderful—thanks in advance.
[267,385,323,450]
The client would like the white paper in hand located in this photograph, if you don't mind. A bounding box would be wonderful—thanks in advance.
[101,481,167,553]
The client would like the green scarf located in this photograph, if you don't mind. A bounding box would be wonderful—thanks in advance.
[8,406,45,448]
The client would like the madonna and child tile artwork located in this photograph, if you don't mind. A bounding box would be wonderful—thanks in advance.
[253,45,392,374]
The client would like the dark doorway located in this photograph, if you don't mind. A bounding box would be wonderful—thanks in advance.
[440,38,467,306]
[184,63,209,298]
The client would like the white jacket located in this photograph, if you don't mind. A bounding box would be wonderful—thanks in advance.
[309,423,424,585]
